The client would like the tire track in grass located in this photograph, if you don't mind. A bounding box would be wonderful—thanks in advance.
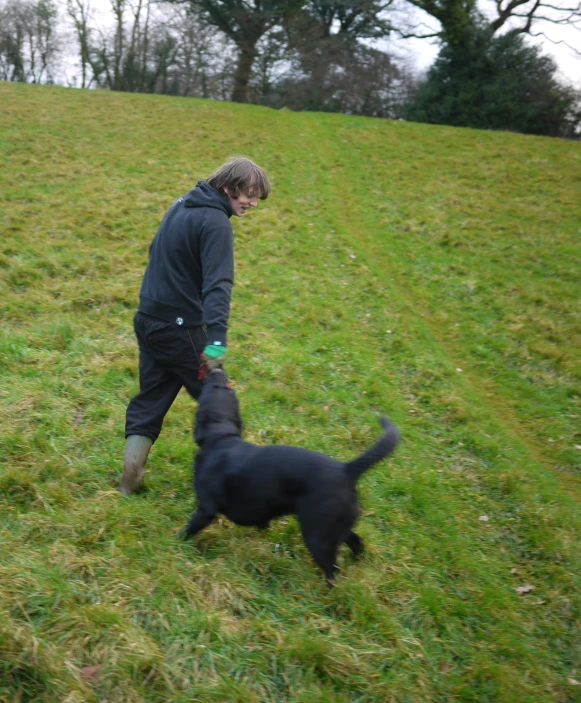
[310,114,581,502]
[284,114,581,699]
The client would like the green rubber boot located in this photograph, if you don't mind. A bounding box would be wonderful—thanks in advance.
[119,435,153,496]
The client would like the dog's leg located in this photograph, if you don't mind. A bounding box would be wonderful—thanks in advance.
[179,509,216,540]
[302,532,341,585]
[344,531,364,559]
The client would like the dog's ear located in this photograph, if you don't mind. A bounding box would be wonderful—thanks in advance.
[194,405,208,446]
[233,394,244,435]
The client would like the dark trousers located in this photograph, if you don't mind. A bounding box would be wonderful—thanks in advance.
[125,312,207,442]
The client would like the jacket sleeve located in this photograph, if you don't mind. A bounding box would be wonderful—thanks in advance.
[199,214,234,347]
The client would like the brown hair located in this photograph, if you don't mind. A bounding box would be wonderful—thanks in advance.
[207,156,271,200]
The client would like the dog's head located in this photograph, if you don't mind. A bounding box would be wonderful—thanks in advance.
[194,369,243,446]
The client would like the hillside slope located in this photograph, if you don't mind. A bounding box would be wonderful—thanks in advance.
[1,83,580,703]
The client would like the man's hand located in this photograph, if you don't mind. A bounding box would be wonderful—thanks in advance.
[204,344,227,369]
[198,344,227,380]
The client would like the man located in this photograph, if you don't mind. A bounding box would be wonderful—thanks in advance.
[119,156,271,495]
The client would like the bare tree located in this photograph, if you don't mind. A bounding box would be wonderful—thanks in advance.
[178,0,306,103]
[272,0,400,111]
[87,0,154,91]
[165,5,235,97]
[66,0,94,87]
[69,0,234,97]
[396,0,581,49]
[295,0,396,40]
[0,0,59,82]
[28,0,58,81]
[248,28,288,102]
[0,1,27,81]
[267,34,416,115]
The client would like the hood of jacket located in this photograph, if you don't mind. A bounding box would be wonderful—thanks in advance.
[183,181,233,218]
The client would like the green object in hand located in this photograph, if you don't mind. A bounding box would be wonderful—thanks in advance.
[204,344,227,359]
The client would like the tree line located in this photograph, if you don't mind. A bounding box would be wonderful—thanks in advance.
[1,0,579,137]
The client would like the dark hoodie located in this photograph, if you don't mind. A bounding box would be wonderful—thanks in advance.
[138,181,234,346]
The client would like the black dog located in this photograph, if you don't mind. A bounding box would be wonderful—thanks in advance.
[181,369,400,583]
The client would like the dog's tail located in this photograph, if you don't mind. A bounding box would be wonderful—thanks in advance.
[345,416,399,483]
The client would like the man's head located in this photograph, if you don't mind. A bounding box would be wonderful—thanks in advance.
[207,156,270,217]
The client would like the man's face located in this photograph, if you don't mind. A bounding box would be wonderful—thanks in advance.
[224,188,259,217]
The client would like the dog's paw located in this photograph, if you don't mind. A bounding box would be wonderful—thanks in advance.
[177,526,192,540]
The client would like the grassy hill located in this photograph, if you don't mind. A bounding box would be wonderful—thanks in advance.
[1,82,580,703]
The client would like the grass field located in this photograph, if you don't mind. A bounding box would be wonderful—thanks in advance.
[1,82,580,703]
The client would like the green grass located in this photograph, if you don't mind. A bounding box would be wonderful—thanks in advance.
[1,82,580,702]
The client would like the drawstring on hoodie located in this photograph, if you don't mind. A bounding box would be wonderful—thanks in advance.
[187,327,208,365]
